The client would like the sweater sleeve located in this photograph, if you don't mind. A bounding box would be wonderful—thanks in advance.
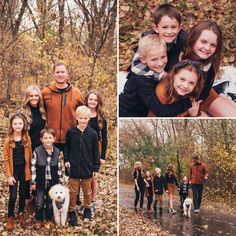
[101,119,108,160]
[3,139,12,178]
[137,77,192,117]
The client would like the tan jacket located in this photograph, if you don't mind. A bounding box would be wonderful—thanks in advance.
[4,136,32,181]
[42,82,84,143]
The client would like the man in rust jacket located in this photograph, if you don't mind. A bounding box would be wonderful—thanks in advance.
[42,62,84,154]
[189,155,208,214]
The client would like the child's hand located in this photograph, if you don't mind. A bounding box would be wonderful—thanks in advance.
[100,159,105,165]
[146,184,150,188]
[166,190,168,193]
[65,162,70,168]
[155,190,158,193]
[93,172,98,177]
[137,186,140,192]
[31,184,36,191]
[188,100,202,117]
[8,176,16,185]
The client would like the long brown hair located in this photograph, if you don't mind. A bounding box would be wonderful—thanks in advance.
[85,89,106,130]
[164,60,204,103]
[7,114,29,146]
[182,20,222,73]
[167,163,175,174]
[21,85,46,126]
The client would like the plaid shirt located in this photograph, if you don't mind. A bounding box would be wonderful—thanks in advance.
[31,147,63,187]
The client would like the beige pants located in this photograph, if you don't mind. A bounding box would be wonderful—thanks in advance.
[69,177,92,212]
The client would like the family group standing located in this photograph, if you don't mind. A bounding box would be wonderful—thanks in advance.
[3,62,108,231]
[133,157,208,215]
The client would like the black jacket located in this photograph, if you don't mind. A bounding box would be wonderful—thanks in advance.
[64,126,100,179]
[119,72,192,117]
[165,172,179,188]
[153,175,167,195]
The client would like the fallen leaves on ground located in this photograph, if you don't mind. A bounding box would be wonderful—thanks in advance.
[119,206,170,236]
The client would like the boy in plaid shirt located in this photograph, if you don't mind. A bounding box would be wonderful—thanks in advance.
[31,128,63,230]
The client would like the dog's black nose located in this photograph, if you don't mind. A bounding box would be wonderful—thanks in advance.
[58,196,60,199]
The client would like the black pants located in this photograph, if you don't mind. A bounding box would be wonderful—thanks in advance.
[8,165,26,217]
[147,195,153,209]
[180,194,187,209]
[134,186,145,208]
[192,184,203,210]
[35,186,53,221]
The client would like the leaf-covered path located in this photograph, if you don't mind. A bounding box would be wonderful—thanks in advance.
[120,185,236,236]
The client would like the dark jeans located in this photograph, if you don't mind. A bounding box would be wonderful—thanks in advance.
[147,195,153,209]
[180,194,187,209]
[192,184,203,210]
[8,165,26,217]
[134,186,145,208]
[35,186,53,221]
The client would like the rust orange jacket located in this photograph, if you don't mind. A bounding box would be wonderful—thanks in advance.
[42,82,84,143]
[3,136,32,181]
[189,162,208,184]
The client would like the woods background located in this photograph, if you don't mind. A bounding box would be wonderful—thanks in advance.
[119,0,236,71]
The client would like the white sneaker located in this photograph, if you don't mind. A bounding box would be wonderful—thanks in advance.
[171,209,176,214]
[91,202,96,215]
[194,209,198,214]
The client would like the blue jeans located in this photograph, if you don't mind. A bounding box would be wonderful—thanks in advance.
[191,184,203,210]
[35,186,53,221]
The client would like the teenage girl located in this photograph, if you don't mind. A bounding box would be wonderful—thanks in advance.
[145,171,153,214]
[165,164,179,214]
[182,20,236,116]
[3,114,32,231]
[20,85,46,213]
[154,60,205,117]
[77,89,108,213]
[133,161,147,213]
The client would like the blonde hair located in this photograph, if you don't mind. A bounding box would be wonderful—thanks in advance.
[21,85,46,125]
[134,161,142,169]
[76,105,91,118]
[138,34,166,57]
[85,89,106,130]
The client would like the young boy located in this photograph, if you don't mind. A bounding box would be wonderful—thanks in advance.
[64,105,100,226]
[179,176,191,211]
[153,168,167,215]
[119,34,169,117]
[131,3,187,77]
[31,128,63,230]
[119,4,192,117]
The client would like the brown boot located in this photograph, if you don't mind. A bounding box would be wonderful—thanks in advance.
[25,199,36,215]
[6,217,14,231]
[18,212,26,228]
[35,221,42,230]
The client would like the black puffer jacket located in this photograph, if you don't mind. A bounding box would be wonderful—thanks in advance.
[64,126,100,179]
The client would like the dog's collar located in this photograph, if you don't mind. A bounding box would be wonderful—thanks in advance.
[55,198,65,210]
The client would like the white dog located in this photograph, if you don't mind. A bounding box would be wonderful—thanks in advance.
[49,184,70,226]
[183,197,193,218]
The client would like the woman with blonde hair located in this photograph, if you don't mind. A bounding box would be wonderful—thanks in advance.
[19,85,46,214]
[133,161,147,213]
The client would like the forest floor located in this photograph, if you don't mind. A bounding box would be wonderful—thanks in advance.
[119,184,236,236]
[0,113,117,236]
